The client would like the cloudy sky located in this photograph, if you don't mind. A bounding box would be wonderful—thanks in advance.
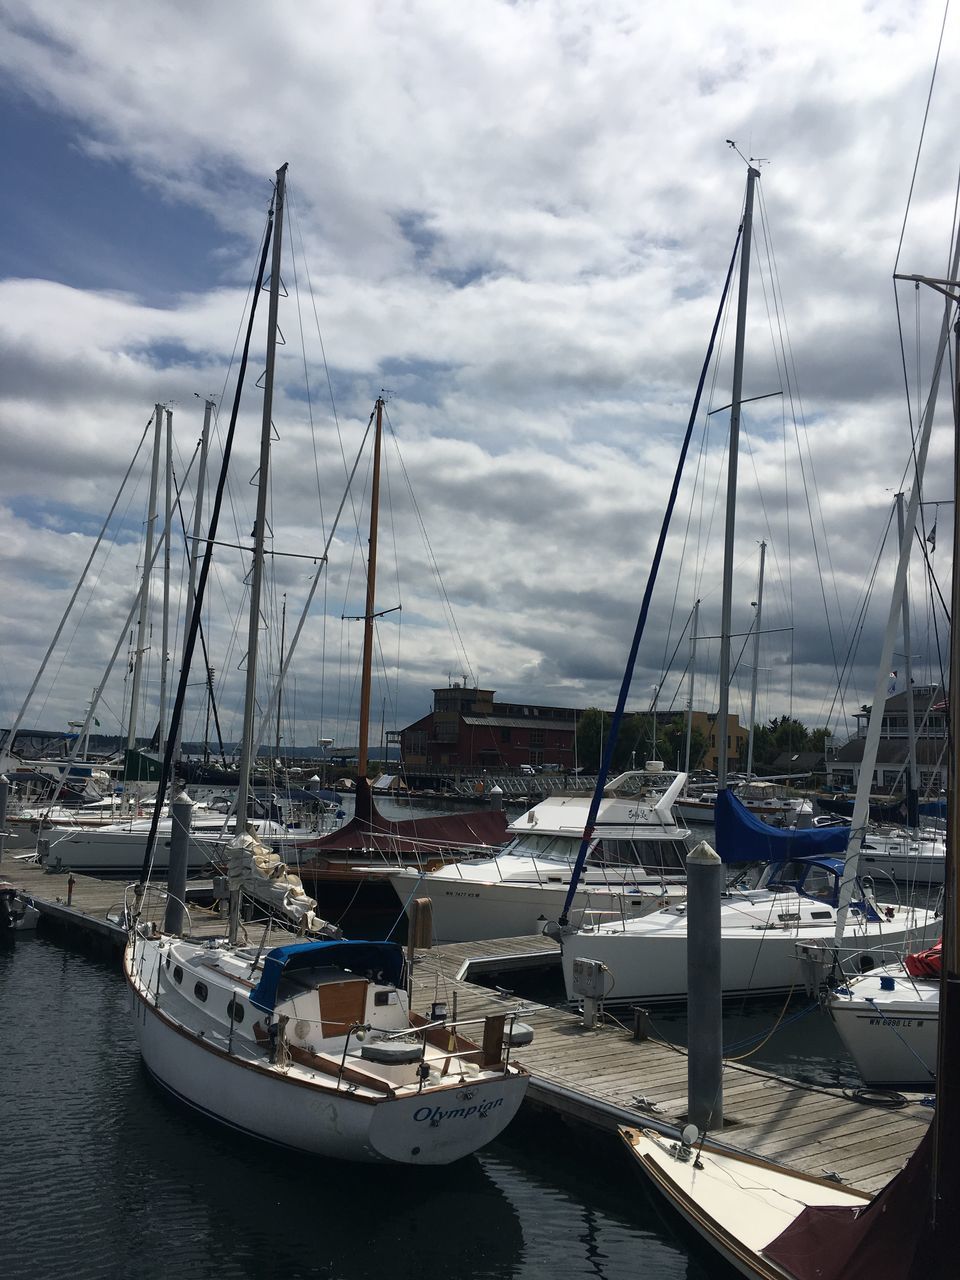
[1,0,958,759]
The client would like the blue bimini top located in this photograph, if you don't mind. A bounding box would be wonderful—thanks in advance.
[249,939,406,1013]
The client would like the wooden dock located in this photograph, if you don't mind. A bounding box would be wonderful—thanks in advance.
[7,857,932,1193]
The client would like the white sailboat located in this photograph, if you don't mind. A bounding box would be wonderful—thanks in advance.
[386,765,692,942]
[123,165,529,1164]
[827,946,940,1089]
[616,151,960,1280]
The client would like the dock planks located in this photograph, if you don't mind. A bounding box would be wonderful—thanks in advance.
[7,856,931,1194]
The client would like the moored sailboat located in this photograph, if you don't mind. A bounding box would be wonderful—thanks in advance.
[122,164,529,1164]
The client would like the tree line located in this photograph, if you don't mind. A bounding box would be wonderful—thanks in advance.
[574,709,829,775]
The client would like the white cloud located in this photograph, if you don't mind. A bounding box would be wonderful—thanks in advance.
[0,0,957,752]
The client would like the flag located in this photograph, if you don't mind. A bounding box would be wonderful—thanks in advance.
[927,523,937,551]
[887,671,898,696]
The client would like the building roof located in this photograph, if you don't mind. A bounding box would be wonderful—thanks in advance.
[461,715,577,731]
[832,737,946,766]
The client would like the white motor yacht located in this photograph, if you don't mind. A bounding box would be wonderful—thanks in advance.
[386,765,692,943]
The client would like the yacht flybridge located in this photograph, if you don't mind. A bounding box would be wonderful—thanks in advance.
[386,765,692,943]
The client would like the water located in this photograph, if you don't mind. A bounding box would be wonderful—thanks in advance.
[0,806,919,1277]
[1,935,713,1280]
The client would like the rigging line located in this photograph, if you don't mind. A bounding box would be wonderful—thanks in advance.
[1,410,153,744]
[286,184,366,558]
[823,502,896,730]
[756,191,845,700]
[285,187,326,541]
[914,524,951,625]
[171,462,229,767]
[894,0,950,272]
[383,407,478,687]
[137,181,276,889]
[558,219,743,926]
[661,284,732,674]
[34,436,158,730]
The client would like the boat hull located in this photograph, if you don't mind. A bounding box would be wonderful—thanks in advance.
[560,915,941,1005]
[829,977,939,1088]
[620,1127,871,1280]
[387,871,673,942]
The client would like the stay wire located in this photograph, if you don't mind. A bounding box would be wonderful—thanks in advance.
[559,219,743,925]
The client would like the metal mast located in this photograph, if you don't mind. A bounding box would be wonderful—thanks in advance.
[716,166,759,791]
[126,403,164,755]
[356,396,385,786]
[745,539,766,778]
[230,162,287,942]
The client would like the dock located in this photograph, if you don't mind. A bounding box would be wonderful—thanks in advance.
[8,857,932,1193]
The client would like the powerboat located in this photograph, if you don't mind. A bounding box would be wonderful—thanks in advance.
[386,765,693,942]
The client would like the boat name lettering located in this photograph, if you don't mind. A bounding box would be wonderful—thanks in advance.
[413,1098,504,1123]
[868,1017,925,1027]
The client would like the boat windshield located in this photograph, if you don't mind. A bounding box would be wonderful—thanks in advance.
[589,838,690,873]
[502,834,581,861]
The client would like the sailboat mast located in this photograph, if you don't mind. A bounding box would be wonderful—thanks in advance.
[925,315,960,1258]
[126,402,164,756]
[356,396,384,783]
[276,593,287,761]
[716,166,759,791]
[234,163,288,845]
[158,407,173,758]
[683,599,700,779]
[172,397,213,768]
[745,539,766,778]
[895,491,920,825]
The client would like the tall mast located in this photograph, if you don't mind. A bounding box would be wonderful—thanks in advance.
[716,166,759,791]
[895,491,919,826]
[126,403,164,755]
[356,396,384,785]
[745,539,766,778]
[683,599,700,780]
[173,397,214,767]
[275,593,287,761]
[157,407,173,759]
[232,162,287,906]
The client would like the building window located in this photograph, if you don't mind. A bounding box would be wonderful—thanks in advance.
[530,729,545,747]
[530,750,543,766]
[501,728,511,743]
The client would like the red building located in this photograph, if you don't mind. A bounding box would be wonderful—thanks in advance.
[398,683,580,774]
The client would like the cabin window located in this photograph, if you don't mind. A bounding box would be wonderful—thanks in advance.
[194,982,208,1002]
[227,998,244,1024]
[173,966,183,984]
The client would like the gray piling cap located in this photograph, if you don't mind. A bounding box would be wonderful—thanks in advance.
[686,840,721,865]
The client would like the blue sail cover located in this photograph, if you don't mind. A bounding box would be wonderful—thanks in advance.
[250,940,406,1012]
[714,789,850,863]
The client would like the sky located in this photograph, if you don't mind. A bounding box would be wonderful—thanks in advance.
[0,0,958,759]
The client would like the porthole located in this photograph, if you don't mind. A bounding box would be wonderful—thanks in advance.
[227,998,245,1024]
[194,981,208,1002]
[173,965,183,984]
[164,955,170,969]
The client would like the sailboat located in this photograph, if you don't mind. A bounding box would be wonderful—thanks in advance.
[122,164,529,1164]
[550,166,940,1008]
[614,181,960,1280]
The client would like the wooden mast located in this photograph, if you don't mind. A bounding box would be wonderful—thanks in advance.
[354,395,384,824]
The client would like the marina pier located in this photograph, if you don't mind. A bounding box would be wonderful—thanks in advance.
[12,859,931,1194]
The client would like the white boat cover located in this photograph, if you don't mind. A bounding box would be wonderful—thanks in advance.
[226,831,339,936]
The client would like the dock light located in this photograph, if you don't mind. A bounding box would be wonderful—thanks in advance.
[430,1001,448,1023]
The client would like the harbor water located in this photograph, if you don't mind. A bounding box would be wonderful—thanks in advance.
[1,799,933,1278]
